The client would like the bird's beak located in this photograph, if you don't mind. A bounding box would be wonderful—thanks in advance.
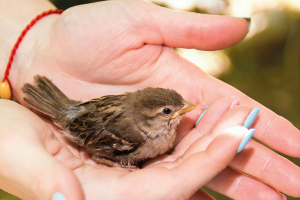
[172,101,197,119]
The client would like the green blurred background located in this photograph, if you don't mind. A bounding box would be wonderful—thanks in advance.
[1,0,300,199]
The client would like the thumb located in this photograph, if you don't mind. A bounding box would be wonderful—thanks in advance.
[174,126,254,198]
[0,100,84,200]
[130,0,249,50]
[0,135,84,200]
[71,0,249,51]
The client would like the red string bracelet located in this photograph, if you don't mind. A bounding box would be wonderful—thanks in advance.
[0,9,63,100]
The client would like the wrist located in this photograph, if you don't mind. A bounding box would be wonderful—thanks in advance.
[0,0,57,100]
[10,13,62,101]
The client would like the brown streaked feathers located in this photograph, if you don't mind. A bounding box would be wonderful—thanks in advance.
[22,75,196,168]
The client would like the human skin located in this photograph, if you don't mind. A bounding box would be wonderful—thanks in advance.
[0,0,299,199]
[0,98,264,200]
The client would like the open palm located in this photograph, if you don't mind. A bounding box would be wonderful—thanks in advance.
[7,0,300,199]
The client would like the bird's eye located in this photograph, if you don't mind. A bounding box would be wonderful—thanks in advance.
[163,108,172,114]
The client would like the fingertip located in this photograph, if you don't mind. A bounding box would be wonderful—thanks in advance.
[49,161,85,200]
[243,108,260,128]
[218,126,249,138]
[205,126,253,161]
[214,126,255,153]
[280,194,287,200]
[237,17,251,33]
[142,4,251,50]
[195,15,250,50]
[26,153,84,200]
[52,192,67,200]
[237,128,255,153]
[189,189,216,200]
[174,127,249,193]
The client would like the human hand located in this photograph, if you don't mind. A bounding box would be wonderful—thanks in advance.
[0,98,266,200]
[7,0,300,198]
[0,100,84,200]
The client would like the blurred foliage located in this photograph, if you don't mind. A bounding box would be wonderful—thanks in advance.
[222,9,300,129]
[2,0,300,199]
[219,10,300,200]
[0,190,20,200]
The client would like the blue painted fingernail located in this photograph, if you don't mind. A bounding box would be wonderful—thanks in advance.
[237,128,255,153]
[243,108,260,128]
[52,192,67,200]
[195,105,209,126]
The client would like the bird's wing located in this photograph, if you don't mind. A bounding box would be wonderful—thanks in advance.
[67,96,146,153]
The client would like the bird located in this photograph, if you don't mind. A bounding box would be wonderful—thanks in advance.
[22,75,197,168]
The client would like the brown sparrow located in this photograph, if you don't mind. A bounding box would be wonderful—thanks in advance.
[22,75,197,168]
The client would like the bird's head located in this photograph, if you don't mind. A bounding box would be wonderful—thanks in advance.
[127,88,197,136]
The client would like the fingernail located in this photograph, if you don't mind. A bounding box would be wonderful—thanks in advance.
[52,192,67,200]
[230,99,240,109]
[194,105,209,126]
[280,194,287,200]
[238,17,251,33]
[237,128,255,153]
[243,108,260,128]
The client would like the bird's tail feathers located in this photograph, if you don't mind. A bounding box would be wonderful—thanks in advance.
[22,75,75,118]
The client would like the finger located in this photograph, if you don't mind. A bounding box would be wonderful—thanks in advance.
[244,100,300,157]
[144,103,249,168]
[188,189,215,200]
[124,1,249,50]
[173,96,240,156]
[203,105,300,197]
[171,126,250,198]
[206,167,286,200]
[201,76,300,157]
[170,103,300,197]
[0,129,84,200]
[231,139,300,197]
[0,100,84,200]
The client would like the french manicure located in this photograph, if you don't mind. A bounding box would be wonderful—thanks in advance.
[237,128,255,153]
[243,108,260,128]
[194,105,209,126]
[52,192,67,200]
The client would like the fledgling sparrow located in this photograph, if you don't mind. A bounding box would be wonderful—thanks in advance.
[22,75,197,168]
